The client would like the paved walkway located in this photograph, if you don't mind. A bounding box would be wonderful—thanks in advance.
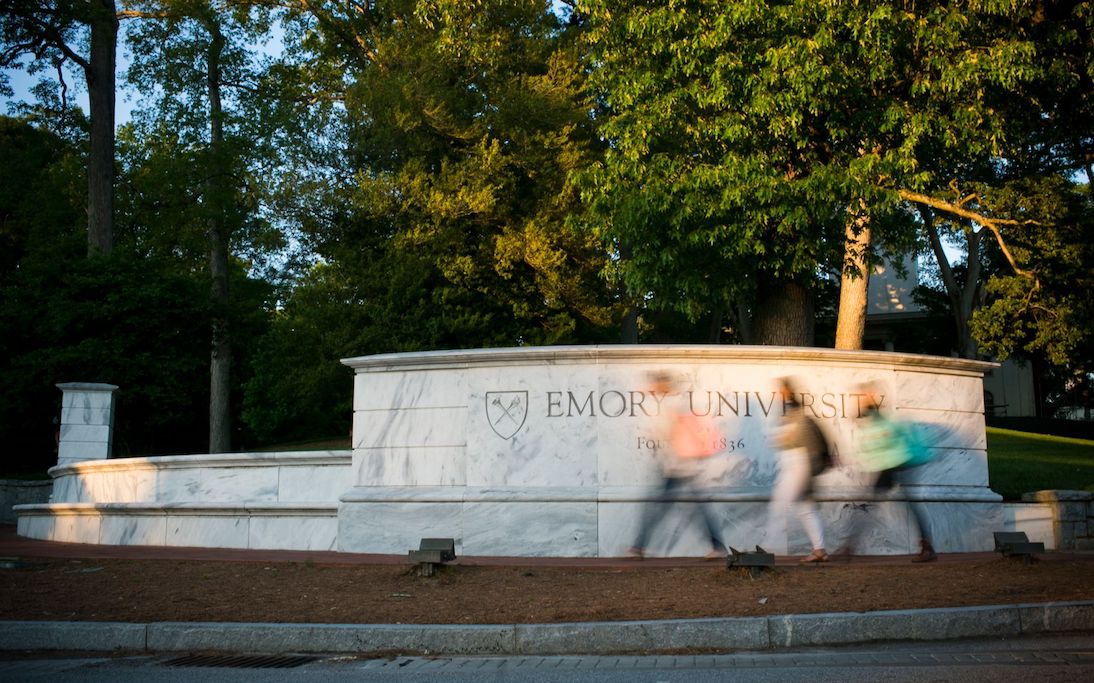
[3,526,1093,656]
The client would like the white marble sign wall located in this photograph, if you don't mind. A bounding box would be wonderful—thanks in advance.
[340,346,1002,557]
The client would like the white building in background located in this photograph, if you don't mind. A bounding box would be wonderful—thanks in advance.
[869,254,923,318]
[865,255,1036,417]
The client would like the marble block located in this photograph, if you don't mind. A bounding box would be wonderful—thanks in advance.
[925,501,1004,552]
[354,368,469,411]
[60,405,112,426]
[58,424,111,443]
[277,464,354,501]
[48,512,102,545]
[76,469,157,504]
[16,513,56,541]
[462,501,598,556]
[99,514,167,546]
[154,468,206,504]
[338,497,464,554]
[44,451,351,508]
[57,441,109,466]
[20,349,1007,558]
[197,467,279,503]
[894,372,985,413]
[352,407,467,450]
[166,513,249,549]
[249,515,338,551]
[355,446,466,487]
[49,474,82,504]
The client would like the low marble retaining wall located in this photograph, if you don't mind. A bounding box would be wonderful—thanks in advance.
[15,450,350,550]
[340,345,1003,557]
[16,503,340,551]
[1003,501,1057,550]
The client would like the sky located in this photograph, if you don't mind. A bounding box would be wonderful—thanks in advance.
[2,51,135,124]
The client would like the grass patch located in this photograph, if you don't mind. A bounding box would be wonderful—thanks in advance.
[987,427,1094,501]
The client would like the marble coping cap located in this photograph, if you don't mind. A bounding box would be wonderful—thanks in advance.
[342,344,999,374]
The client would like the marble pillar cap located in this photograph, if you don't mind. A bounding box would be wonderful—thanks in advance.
[56,382,119,392]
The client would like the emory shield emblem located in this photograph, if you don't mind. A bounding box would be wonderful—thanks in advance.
[486,391,528,440]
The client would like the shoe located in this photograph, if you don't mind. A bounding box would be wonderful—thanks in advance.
[624,546,644,560]
[912,540,937,563]
[800,548,829,563]
[704,548,728,560]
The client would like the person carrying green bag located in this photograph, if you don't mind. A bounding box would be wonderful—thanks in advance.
[837,382,937,563]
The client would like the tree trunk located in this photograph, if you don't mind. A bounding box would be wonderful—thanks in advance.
[617,240,639,343]
[205,16,231,453]
[620,307,639,343]
[85,0,116,256]
[955,228,982,359]
[751,272,814,346]
[706,309,723,343]
[735,300,753,344]
[834,209,871,350]
[922,207,982,359]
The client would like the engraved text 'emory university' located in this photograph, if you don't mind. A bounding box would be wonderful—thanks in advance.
[544,390,883,420]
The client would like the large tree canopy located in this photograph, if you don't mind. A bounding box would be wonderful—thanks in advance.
[284,0,617,345]
[1,0,1090,465]
[575,0,1066,346]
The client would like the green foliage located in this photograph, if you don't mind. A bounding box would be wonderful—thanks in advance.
[285,0,617,345]
[575,0,1057,334]
[967,178,1093,375]
[0,117,84,277]
[987,427,1094,501]
[0,253,213,472]
[914,175,1092,368]
[909,2,1092,374]
[121,2,286,267]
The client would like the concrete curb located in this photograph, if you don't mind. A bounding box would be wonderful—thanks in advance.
[2,601,1092,655]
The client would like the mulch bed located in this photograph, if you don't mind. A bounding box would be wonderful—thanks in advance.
[3,553,1092,624]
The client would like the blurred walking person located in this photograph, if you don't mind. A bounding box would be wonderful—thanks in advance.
[627,371,728,560]
[839,382,937,562]
[763,377,832,563]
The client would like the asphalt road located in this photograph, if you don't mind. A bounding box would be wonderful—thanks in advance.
[3,634,1092,683]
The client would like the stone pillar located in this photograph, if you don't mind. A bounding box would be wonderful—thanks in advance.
[56,382,118,467]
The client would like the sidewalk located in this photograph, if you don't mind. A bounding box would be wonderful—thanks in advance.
[2,526,1092,656]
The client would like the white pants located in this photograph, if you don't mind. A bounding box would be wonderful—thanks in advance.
[764,447,825,552]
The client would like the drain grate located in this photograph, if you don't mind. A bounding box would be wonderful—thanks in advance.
[162,654,319,669]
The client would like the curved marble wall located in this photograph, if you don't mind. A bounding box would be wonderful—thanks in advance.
[17,345,1008,558]
[340,345,1003,557]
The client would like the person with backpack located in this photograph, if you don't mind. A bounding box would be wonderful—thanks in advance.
[838,382,937,563]
[763,377,832,563]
